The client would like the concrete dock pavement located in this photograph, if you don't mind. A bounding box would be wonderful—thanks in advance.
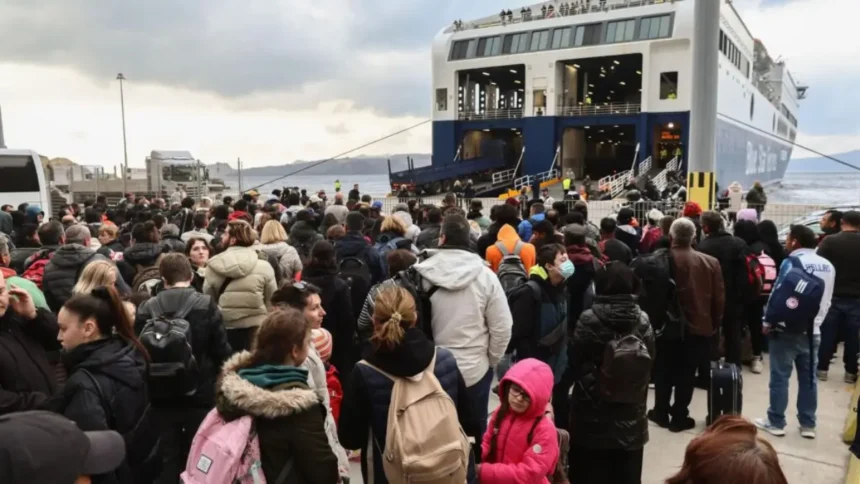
[348,351,854,483]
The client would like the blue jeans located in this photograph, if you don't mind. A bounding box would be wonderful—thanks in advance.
[767,332,821,429]
[467,368,494,448]
[818,298,860,375]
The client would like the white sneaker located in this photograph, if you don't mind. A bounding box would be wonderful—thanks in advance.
[751,357,764,374]
[800,427,816,439]
[754,418,786,437]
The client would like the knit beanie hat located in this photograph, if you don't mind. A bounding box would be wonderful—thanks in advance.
[683,201,703,218]
[312,328,332,363]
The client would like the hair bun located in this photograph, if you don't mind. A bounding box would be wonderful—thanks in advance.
[389,311,402,325]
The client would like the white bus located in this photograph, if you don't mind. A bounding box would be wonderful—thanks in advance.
[0,149,52,220]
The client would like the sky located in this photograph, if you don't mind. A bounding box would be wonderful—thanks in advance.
[0,0,856,169]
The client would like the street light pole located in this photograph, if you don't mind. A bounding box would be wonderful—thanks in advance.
[117,73,129,195]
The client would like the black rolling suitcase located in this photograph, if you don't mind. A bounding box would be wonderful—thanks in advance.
[707,361,743,425]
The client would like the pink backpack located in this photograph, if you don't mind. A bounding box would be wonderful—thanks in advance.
[757,251,778,295]
[181,409,293,483]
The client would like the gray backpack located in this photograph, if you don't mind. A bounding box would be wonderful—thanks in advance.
[495,240,528,295]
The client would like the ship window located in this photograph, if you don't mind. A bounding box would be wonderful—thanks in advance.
[640,15,671,40]
[606,19,635,43]
[451,40,469,60]
[504,32,531,54]
[436,89,448,111]
[530,30,550,51]
[477,36,501,57]
[574,24,601,46]
[660,71,678,100]
[552,28,570,49]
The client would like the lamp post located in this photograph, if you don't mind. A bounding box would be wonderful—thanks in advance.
[117,73,129,195]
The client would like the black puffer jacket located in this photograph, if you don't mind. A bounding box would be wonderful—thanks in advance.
[302,265,356,378]
[216,352,339,484]
[122,242,166,285]
[161,235,186,253]
[134,287,232,408]
[697,231,750,320]
[0,308,60,415]
[334,232,385,284]
[570,294,655,451]
[289,221,323,263]
[43,244,107,312]
[55,337,160,484]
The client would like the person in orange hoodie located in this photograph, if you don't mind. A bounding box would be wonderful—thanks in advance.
[486,223,536,273]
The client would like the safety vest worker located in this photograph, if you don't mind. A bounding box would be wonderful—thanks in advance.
[667,92,677,100]
[334,179,341,192]
[660,149,669,160]
[674,147,682,158]
[562,178,572,190]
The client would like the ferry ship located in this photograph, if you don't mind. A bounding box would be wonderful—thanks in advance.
[391,0,806,196]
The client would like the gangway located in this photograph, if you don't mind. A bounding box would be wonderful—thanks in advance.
[653,157,680,192]
[490,146,525,186]
[598,171,632,198]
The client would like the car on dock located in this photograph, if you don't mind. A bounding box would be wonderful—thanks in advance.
[777,205,860,244]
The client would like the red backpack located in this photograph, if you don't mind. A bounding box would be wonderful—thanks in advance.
[21,251,54,289]
[325,363,342,424]
[744,250,777,301]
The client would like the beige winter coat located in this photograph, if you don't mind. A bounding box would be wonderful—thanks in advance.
[203,246,277,329]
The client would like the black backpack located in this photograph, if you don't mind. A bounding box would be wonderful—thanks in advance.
[139,295,200,399]
[393,267,438,341]
[631,249,685,341]
[338,252,373,319]
[495,240,528,295]
[597,329,652,404]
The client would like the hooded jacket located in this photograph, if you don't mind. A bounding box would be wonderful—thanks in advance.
[0,307,59,415]
[301,265,356,377]
[517,213,546,242]
[480,359,559,484]
[43,244,107,312]
[289,221,323,262]
[134,288,232,408]
[215,352,339,484]
[615,224,640,257]
[570,295,654,450]
[123,242,166,286]
[339,330,476,484]
[259,241,303,280]
[335,232,385,284]
[203,246,277,329]
[727,182,744,212]
[416,223,442,251]
[485,224,536,273]
[55,337,160,484]
[745,185,767,211]
[161,235,186,253]
[392,211,421,242]
[413,248,512,386]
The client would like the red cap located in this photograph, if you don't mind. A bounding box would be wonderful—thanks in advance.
[683,201,703,217]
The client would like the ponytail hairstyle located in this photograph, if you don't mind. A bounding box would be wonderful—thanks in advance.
[371,286,417,350]
[63,286,150,361]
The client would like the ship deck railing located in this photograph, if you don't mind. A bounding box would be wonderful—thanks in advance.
[458,108,524,121]
[450,0,681,33]
[558,102,641,117]
[653,156,680,192]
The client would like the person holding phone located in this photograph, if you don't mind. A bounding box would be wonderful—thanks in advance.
[0,271,61,415]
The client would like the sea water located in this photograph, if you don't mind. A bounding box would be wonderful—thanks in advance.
[220,171,860,205]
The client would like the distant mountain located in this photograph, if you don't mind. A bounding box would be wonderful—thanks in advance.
[208,154,431,178]
[787,150,860,173]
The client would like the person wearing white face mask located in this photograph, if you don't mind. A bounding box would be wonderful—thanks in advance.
[507,243,574,426]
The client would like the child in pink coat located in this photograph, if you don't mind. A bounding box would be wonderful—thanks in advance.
[479,358,560,483]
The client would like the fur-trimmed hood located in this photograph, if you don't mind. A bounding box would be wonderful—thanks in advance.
[216,351,320,419]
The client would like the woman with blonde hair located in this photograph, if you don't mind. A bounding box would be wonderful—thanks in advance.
[73,260,136,318]
[338,286,478,483]
[375,215,419,255]
[258,219,302,280]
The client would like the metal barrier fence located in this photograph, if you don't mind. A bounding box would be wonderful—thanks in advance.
[379,196,829,230]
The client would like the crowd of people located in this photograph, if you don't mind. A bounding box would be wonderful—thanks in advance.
[0,182,854,484]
